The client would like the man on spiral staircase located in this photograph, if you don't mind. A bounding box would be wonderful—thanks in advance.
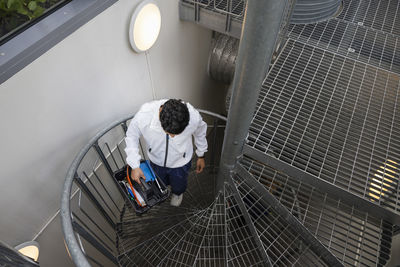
[125,99,208,207]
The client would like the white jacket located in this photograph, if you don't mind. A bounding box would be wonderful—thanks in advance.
[125,100,208,169]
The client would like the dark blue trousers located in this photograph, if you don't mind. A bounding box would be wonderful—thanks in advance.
[150,160,192,195]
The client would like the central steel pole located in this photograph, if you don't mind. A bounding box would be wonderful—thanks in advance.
[218,0,290,190]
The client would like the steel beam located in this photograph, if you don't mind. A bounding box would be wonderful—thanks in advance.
[244,145,400,224]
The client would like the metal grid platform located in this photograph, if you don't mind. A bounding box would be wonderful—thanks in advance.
[209,0,245,17]
[289,19,400,74]
[179,0,295,46]
[288,0,400,74]
[181,0,341,26]
[240,156,393,266]
[338,0,400,35]
[181,0,245,18]
[248,39,400,214]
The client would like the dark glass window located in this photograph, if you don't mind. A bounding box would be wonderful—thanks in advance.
[0,0,70,44]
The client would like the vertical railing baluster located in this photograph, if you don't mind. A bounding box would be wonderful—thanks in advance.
[210,118,219,173]
[93,141,136,211]
[74,174,116,229]
[94,141,114,176]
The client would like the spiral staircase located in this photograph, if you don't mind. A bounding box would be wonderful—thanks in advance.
[60,0,399,266]
[60,111,395,266]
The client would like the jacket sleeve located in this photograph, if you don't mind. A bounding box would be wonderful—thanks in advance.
[124,115,142,169]
[193,112,208,157]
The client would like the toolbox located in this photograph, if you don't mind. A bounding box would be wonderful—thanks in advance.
[114,160,169,214]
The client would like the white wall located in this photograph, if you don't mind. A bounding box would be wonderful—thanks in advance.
[0,0,222,265]
[148,1,224,110]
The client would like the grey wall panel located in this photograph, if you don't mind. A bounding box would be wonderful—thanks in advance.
[0,0,220,265]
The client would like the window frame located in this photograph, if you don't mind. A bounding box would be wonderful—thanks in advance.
[0,0,118,85]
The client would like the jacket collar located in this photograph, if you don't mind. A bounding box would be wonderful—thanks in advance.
[150,102,164,132]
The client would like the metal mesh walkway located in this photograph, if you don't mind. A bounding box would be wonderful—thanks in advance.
[240,0,400,263]
[248,35,400,215]
[289,19,400,73]
[338,0,400,35]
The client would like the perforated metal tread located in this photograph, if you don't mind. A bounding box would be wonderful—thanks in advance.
[240,156,393,267]
[248,38,400,215]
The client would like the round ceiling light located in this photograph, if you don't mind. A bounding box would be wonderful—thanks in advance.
[129,0,161,53]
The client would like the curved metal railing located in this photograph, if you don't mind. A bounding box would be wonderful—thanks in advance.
[61,110,226,266]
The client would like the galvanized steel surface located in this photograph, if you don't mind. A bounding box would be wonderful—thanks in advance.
[181,0,342,25]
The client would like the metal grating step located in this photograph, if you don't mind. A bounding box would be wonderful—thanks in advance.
[225,186,266,266]
[115,168,218,266]
[231,174,332,266]
[116,204,199,257]
[118,209,207,266]
[180,0,341,26]
[194,193,227,266]
[118,184,269,266]
[159,205,214,266]
[116,170,216,253]
[337,0,400,36]
[248,39,400,215]
[289,19,400,74]
[240,156,393,266]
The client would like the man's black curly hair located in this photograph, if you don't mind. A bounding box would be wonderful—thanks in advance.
[160,99,190,135]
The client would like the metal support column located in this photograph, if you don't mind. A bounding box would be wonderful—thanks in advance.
[217,0,289,190]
